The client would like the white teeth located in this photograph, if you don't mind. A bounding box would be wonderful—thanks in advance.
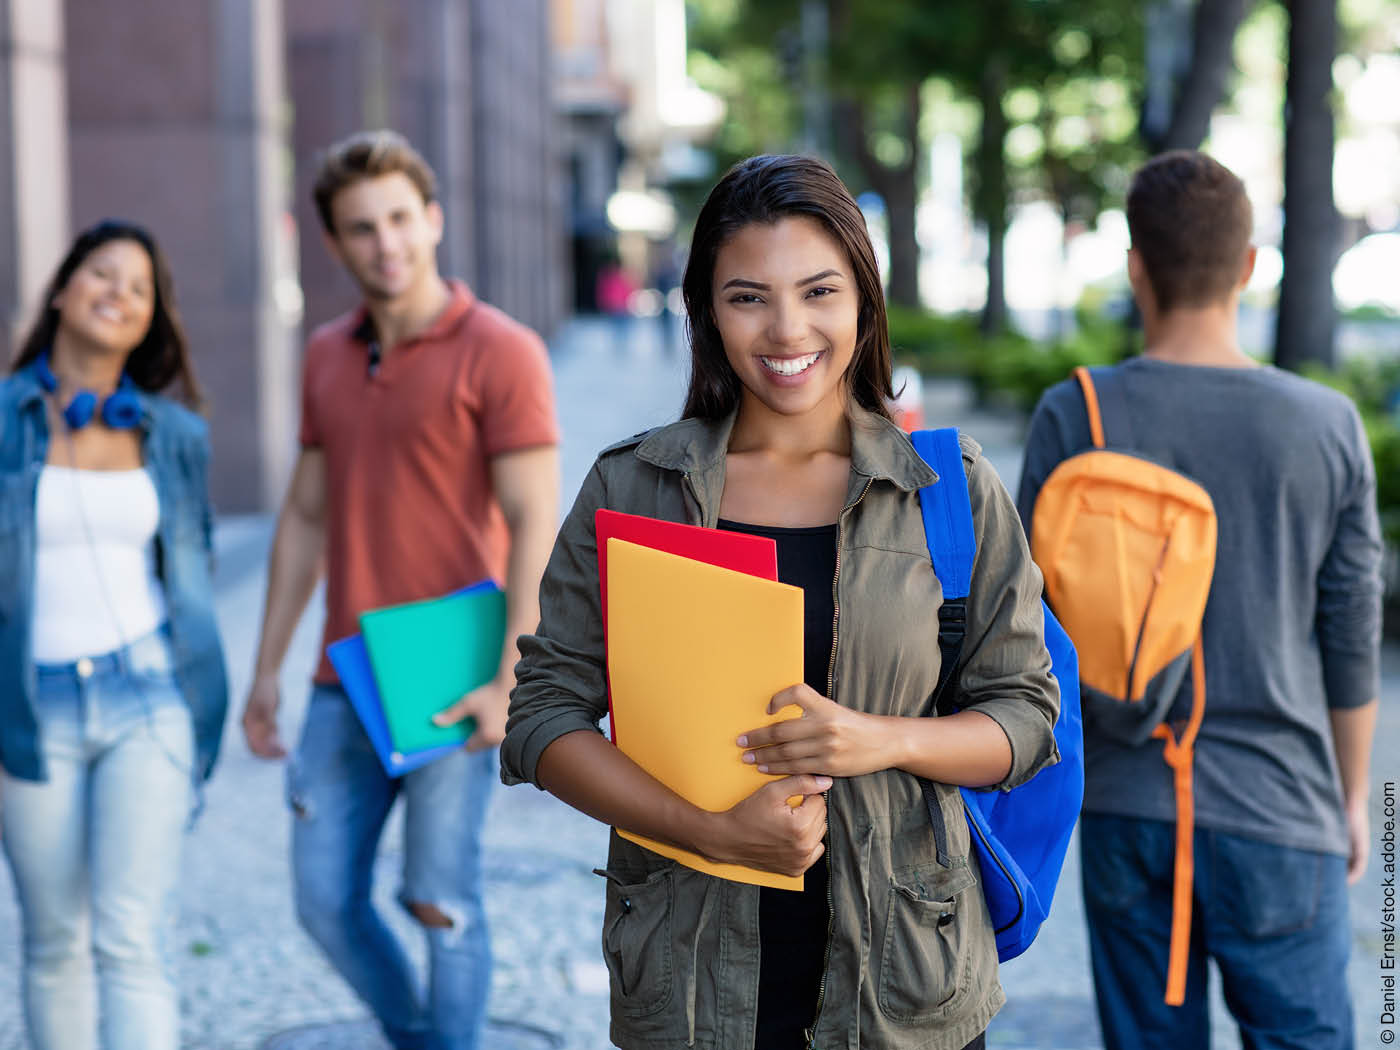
[760,352,821,376]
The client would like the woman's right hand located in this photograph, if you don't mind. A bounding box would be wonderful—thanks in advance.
[698,774,831,877]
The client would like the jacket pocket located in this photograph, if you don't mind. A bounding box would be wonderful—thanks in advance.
[877,862,979,1024]
[597,866,675,1019]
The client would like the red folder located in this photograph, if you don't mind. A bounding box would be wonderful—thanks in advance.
[594,509,778,744]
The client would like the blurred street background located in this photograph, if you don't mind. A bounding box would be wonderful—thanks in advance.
[2,0,1400,1047]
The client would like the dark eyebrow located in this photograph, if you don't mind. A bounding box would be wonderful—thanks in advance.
[720,269,844,292]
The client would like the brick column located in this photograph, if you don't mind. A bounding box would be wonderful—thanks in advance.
[288,0,565,341]
[0,0,69,358]
[65,0,296,511]
[286,0,475,336]
[468,0,566,336]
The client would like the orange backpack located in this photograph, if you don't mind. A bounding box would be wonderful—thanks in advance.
[1030,366,1217,1007]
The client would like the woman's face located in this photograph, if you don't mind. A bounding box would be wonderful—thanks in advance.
[53,239,157,357]
[711,216,860,424]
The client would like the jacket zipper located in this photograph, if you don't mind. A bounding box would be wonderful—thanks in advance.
[805,476,873,1050]
[1124,536,1171,700]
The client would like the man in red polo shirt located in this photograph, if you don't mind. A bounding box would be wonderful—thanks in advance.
[241,130,559,1050]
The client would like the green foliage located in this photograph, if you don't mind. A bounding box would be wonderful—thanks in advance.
[1342,303,1400,323]
[887,306,983,375]
[895,304,1400,566]
[687,2,800,172]
[1304,357,1400,546]
[685,0,1148,325]
[890,307,1130,411]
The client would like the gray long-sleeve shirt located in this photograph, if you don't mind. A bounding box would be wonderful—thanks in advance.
[1017,357,1383,856]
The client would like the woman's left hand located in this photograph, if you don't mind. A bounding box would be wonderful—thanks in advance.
[738,685,897,778]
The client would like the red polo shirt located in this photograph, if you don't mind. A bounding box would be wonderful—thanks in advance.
[299,280,559,684]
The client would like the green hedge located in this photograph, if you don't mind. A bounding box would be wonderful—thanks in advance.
[890,308,1400,548]
[1304,358,1400,547]
[888,307,1131,412]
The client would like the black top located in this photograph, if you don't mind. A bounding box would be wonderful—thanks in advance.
[718,518,837,1049]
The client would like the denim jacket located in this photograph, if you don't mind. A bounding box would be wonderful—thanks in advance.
[0,363,229,783]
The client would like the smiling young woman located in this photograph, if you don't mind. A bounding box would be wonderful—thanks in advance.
[503,155,1061,1050]
[0,220,227,1050]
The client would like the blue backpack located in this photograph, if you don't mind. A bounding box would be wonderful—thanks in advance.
[910,428,1084,963]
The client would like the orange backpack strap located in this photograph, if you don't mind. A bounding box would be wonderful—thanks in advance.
[1073,366,1106,449]
[1150,634,1207,1006]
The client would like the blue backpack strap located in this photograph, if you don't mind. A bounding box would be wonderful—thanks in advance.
[909,428,976,600]
[911,428,975,717]
[911,428,977,867]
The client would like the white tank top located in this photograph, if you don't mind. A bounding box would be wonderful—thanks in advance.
[31,465,169,664]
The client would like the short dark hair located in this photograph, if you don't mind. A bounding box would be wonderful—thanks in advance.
[11,219,204,409]
[1127,150,1253,312]
[312,129,438,234]
[681,154,893,421]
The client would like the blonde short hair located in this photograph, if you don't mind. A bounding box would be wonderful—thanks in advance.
[312,129,438,234]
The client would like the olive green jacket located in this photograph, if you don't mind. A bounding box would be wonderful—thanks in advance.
[502,404,1060,1050]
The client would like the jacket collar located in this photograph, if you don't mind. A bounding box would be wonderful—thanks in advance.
[12,362,45,410]
[634,400,938,493]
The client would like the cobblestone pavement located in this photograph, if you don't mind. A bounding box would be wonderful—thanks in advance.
[0,317,1396,1049]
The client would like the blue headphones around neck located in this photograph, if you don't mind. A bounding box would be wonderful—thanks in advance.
[35,352,142,430]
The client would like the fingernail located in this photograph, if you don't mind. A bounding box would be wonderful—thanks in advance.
[736,735,748,746]
[741,751,755,763]
[817,776,832,788]
[757,764,769,773]
[431,715,446,726]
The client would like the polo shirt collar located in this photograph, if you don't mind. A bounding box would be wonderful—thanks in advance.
[350,278,477,346]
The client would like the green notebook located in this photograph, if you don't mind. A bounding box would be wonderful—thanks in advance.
[359,584,507,754]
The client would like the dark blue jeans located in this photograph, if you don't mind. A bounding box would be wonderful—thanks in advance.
[1081,813,1353,1050]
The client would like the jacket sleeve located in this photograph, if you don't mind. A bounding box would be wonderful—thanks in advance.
[501,458,612,788]
[957,439,1060,790]
[194,421,216,569]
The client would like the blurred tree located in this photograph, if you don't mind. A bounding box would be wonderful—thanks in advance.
[1275,0,1339,369]
[1141,0,1254,153]
[691,0,1142,329]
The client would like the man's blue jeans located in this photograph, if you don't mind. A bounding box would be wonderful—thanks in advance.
[1080,812,1353,1050]
[288,685,496,1050]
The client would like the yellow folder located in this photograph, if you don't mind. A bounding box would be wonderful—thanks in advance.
[606,537,806,890]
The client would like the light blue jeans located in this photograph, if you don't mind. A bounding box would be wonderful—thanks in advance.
[288,685,497,1050]
[1,627,194,1050]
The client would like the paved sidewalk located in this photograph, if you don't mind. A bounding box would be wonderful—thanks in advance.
[0,317,1395,1048]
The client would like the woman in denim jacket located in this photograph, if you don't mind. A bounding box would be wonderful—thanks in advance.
[504,157,1059,1049]
[0,220,229,1050]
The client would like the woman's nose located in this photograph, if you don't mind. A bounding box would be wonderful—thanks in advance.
[767,300,807,346]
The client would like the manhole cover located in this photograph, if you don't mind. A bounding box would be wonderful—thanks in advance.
[261,1018,563,1049]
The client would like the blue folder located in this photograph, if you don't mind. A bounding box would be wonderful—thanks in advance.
[327,581,496,776]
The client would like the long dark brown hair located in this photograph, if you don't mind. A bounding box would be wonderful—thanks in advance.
[681,154,893,421]
[11,219,205,409]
